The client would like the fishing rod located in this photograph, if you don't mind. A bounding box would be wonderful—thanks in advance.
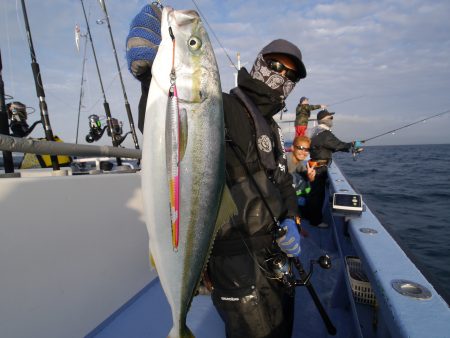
[0,49,15,173]
[271,228,337,336]
[327,94,365,107]
[190,0,238,71]
[20,0,60,170]
[80,0,122,165]
[75,26,89,145]
[97,0,140,150]
[362,109,450,143]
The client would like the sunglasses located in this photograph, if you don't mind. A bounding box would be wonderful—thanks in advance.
[294,145,310,151]
[267,59,300,82]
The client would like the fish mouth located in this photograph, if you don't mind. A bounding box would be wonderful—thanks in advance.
[168,8,200,27]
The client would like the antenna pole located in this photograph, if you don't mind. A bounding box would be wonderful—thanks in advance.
[234,52,240,86]
[80,0,121,164]
[98,0,140,150]
[75,32,89,144]
[20,0,60,170]
[233,52,246,87]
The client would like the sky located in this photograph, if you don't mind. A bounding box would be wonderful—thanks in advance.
[1,0,450,147]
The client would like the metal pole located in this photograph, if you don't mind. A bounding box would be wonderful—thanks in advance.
[0,134,141,159]
[75,34,89,144]
[98,0,140,150]
[20,0,60,170]
[80,0,121,165]
[0,49,15,173]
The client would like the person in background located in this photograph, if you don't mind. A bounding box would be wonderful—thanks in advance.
[126,4,307,337]
[306,109,363,228]
[294,97,326,137]
[287,136,315,215]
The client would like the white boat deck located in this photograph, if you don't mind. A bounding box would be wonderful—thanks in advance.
[1,166,449,338]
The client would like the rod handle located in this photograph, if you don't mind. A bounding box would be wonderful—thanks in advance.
[31,62,45,98]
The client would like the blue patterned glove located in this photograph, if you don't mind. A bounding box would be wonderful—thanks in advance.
[126,4,162,79]
[353,141,363,149]
[276,219,301,257]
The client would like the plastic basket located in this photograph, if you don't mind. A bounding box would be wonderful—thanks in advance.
[345,256,377,306]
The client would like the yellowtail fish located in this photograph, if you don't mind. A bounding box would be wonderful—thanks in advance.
[141,6,237,338]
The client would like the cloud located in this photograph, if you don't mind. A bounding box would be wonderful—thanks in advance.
[1,0,449,146]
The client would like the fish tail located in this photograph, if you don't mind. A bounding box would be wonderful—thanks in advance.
[168,324,195,338]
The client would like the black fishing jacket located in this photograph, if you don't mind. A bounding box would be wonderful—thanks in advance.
[310,128,352,162]
[216,68,297,240]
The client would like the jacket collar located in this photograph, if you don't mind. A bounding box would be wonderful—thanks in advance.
[318,123,331,131]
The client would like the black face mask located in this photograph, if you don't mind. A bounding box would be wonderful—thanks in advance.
[250,53,296,101]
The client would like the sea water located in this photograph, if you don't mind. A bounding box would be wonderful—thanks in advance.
[334,144,450,300]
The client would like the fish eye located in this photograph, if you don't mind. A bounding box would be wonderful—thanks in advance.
[188,36,202,51]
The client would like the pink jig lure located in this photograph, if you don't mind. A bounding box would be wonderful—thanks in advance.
[166,28,180,251]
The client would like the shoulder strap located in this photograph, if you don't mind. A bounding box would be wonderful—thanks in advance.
[227,137,280,228]
[230,87,277,170]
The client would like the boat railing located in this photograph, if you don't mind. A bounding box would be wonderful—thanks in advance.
[327,162,450,337]
[0,134,141,161]
[0,134,141,177]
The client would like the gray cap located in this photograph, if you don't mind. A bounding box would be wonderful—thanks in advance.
[260,39,307,79]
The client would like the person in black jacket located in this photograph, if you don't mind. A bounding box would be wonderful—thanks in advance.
[126,5,308,337]
[210,46,304,337]
[306,109,363,227]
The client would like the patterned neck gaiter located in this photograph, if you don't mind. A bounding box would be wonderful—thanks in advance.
[250,53,295,100]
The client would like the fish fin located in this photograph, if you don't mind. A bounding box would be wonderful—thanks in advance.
[179,108,188,161]
[214,184,238,231]
[168,325,195,338]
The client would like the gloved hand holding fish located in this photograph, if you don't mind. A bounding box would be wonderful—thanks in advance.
[140,6,237,338]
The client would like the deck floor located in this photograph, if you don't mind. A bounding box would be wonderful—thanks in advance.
[90,220,358,338]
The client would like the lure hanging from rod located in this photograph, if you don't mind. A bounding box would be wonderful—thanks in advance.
[165,24,180,251]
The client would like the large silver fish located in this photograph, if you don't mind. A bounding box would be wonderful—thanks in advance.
[141,7,236,338]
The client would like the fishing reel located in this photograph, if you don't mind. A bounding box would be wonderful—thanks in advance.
[7,101,41,138]
[267,225,337,335]
[266,253,296,287]
[106,117,123,139]
[106,117,133,146]
[269,225,332,289]
[267,251,332,289]
[351,143,364,161]
[85,114,131,146]
[85,114,107,143]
